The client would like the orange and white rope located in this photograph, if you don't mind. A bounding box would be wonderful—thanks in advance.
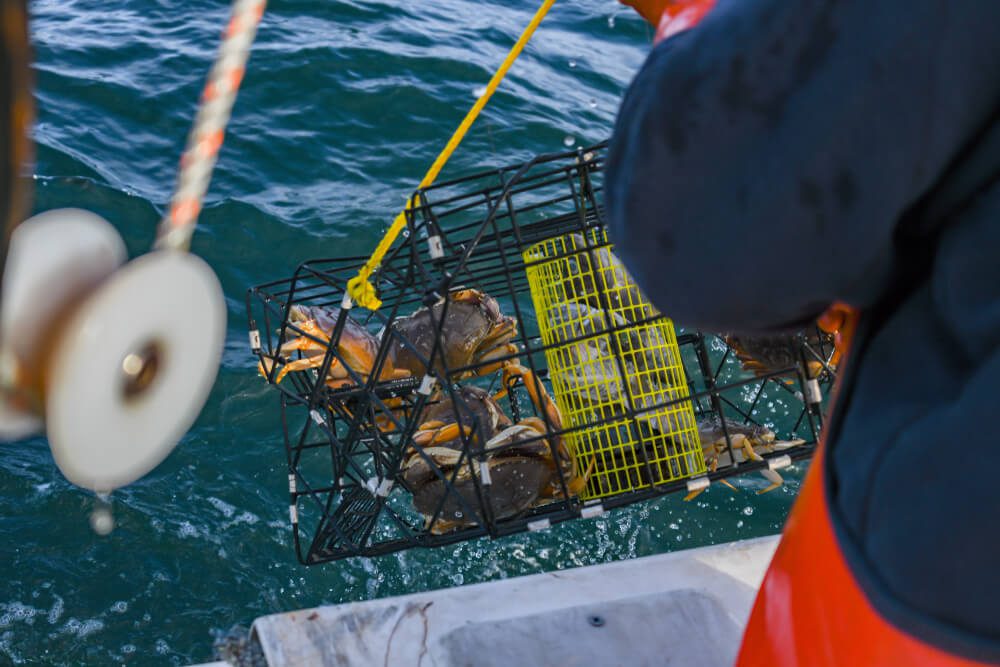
[155,0,266,251]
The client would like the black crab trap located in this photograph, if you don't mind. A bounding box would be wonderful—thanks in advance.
[246,143,839,564]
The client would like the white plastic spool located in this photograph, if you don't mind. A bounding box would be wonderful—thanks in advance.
[0,209,127,440]
[46,250,226,491]
[0,209,227,491]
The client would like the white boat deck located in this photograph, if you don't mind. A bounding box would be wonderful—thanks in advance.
[209,535,779,667]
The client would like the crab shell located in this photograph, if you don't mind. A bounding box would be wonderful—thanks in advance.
[290,306,376,364]
[696,417,805,494]
[404,448,550,534]
[402,391,562,534]
[697,418,777,453]
[387,289,518,379]
[723,329,836,379]
[415,386,512,445]
[259,304,404,387]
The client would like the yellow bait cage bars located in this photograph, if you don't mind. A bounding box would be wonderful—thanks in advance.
[525,229,704,499]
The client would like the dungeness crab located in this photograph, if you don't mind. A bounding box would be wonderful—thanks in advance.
[685,417,804,500]
[724,329,838,380]
[388,289,519,380]
[401,364,589,533]
[258,305,407,389]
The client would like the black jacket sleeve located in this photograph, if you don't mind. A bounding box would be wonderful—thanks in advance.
[606,0,1000,331]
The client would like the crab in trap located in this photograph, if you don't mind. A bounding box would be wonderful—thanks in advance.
[684,418,804,500]
[257,305,408,389]
[724,328,839,381]
[401,363,591,534]
[387,289,520,380]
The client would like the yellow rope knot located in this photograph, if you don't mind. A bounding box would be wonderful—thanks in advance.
[346,0,556,310]
[346,266,381,310]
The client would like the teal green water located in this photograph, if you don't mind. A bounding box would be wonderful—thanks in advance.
[3,1,807,663]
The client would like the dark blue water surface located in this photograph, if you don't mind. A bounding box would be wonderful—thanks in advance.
[0,1,806,663]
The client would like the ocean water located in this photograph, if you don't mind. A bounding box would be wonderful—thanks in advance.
[2,1,808,663]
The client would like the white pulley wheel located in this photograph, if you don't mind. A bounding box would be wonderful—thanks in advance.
[45,251,226,491]
[0,209,126,440]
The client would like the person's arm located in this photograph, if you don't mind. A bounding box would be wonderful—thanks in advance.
[608,0,1000,331]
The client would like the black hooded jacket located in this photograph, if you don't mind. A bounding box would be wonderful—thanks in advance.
[607,0,1000,660]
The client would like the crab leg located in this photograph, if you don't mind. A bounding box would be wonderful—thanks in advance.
[735,434,792,494]
[501,363,562,429]
[412,423,473,447]
[501,362,597,497]
[258,353,339,385]
[467,342,521,378]
[757,469,785,495]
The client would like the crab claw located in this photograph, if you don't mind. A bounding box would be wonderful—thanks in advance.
[501,363,562,430]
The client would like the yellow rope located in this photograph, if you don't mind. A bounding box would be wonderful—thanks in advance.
[346,0,557,310]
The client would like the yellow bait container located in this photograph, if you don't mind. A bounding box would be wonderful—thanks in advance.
[524,230,706,500]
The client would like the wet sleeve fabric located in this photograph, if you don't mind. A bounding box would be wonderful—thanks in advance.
[606,0,1000,331]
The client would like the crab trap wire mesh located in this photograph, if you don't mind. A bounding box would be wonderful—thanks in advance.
[246,143,838,564]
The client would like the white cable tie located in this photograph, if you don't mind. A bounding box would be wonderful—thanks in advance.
[289,505,298,525]
[288,474,297,494]
[527,518,551,532]
[341,291,353,310]
[686,476,710,493]
[805,378,822,404]
[418,375,437,396]
[479,461,492,486]
[310,409,324,425]
[248,329,261,351]
[427,234,444,259]
[580,504,605,520]
[363,477,392,497]
[768,455,792,471]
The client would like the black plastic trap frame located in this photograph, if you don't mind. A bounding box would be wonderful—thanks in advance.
[247,143,837,564]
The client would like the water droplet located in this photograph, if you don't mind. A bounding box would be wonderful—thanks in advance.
[742,506,754,516]
[568,60,577,68]
[473,85,487,98]
[563,135,575,148]
[737,520,744,528]
[90,508,114,536]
